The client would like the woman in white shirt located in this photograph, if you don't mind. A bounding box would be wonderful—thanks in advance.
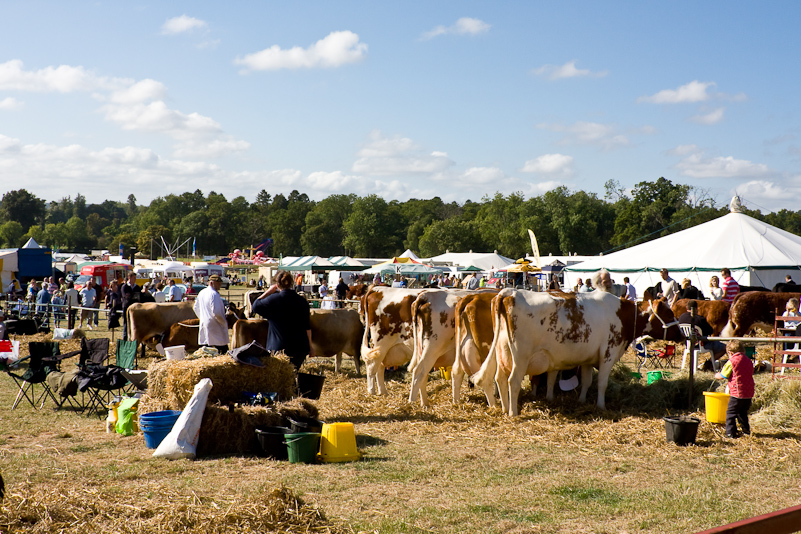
[709,276,724,300]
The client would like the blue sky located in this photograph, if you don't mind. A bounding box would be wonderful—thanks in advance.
[1,1,799,212]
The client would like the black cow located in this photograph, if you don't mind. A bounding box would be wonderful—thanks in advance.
[773,283,801,293]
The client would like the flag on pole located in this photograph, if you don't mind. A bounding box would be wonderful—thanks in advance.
[192,237,196,257]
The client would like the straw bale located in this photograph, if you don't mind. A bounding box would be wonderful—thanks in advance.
[138,394,318,456]
[146,353,296,406]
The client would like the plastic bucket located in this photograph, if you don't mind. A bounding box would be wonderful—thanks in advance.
[703,391,730,424]
[439,367,452,380]
[284,432,321,464]
[647,371,672,384]
[287,416,324,434]
[165,345,185,361]
[631,372,642,381]
[139,410,181,449]
[664,416,700,446]
[297,372,325,399]
[319,422,360,463]
[255,426,293,460]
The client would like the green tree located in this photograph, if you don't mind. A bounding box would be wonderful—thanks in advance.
[343,195,404,257]
[475,193,527,258]
[301,194,355,256]
[268,191,312,256]
[0,189,46,230]
[418,218,484,257]
[0,220,24,248]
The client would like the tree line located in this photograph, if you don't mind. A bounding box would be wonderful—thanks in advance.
[1,178,798,260]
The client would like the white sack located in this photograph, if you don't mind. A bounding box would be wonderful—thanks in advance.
[153,377,212,460]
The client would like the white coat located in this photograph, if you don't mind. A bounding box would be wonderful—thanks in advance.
[193,286,228,347]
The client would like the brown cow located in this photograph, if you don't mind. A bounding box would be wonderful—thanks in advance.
[346,282,369,300]
[721,292,801,337]
[452,291,498,405]
[230,308,364,374]
[671,299,730,336]
[127,300,197,355]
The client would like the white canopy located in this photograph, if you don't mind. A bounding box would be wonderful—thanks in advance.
[399,249,421,261]
[564,209,801,298]
[426,251,514,272]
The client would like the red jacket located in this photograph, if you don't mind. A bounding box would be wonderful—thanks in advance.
[728,351,755,399]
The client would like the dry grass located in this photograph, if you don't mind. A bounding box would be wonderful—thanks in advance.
[2,332,801,533]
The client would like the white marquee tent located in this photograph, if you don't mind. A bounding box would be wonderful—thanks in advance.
[426,251,514,272]
[564,204,801,299]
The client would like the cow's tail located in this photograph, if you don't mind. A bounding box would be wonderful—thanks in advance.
[359,290,372,358]
[471,293,505,390]
[409,297,424,369]
[454,296,469,373]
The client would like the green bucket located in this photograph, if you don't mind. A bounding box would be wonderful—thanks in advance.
[647,371,672,384]
[631,372,642,381]
[284,432,321,464]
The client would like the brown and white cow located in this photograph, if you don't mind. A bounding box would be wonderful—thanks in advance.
[127,300,197,355]
[473,289,680,415]
[230,308,364,373]
[243,289,262,318]
[408,288,473,407]
[721,292,801,337]
[360,286,424,395]
[452,291,498,406]
[671,298,730,336]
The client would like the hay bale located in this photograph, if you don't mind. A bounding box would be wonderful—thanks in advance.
[138,394,318,456]
[146,354,296,406]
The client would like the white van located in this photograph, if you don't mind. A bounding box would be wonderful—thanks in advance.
[191,262,230,288]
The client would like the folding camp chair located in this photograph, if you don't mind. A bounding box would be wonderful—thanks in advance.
[679,324,716,371]
[634,339,661,372]
[652,344,677,368]
[6,341,68,409]
[73,338,113,417]
[115,339,138,394]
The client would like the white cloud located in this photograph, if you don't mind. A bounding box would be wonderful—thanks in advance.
[736,180,792,201]
[537,121,629,149]
[521,153,574,175]
[235,31,367,72]
[460,166,505,184]
[101,101,222,139]
[162,15,208,35]
[531,60,607,80]
[173,138,251,159]
[352,131,454,175]
[674,152,771,179]
[108,79,167,104]
[0,59,130,93]
[421,17,490,40]
[0,97,22,110]
[667,144,701,156]
[638,80,715,104]
[690,107,725,125]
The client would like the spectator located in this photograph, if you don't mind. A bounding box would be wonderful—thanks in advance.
[548,275,560,291]
[106,280,123,329]
[786,274,796,285]
[52,290,65,327]
[193,275,229,354]
[658,268,680,307]
[680,278,702,300]
[579,279,594,293]
[720,268,740,304]
[79,280,97,330]
[715,339,754,438]
[27,280,39,302]
[64,281,80,329]
[252,270,314,370]
[166,279,181,302]
[7,275,21,300]
[708,276,724,301]
[35,283,51,318]
[466,274,480,290]
[678,300,726,365]
[623,277,637,301]
[335,277,349,307]
[574,278,583,292]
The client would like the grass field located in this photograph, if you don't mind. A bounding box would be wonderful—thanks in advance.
[2,313,801,533]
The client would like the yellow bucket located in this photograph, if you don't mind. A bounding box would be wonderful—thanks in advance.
[439,367,452,380]
[318,422,360,463]
[703,391,730,424]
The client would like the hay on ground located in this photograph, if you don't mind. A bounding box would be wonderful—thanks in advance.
[146,353,296,406]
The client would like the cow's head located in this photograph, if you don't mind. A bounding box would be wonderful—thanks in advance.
[642,298,682,342]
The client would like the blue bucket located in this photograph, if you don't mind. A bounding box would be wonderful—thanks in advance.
[139,410,181,449]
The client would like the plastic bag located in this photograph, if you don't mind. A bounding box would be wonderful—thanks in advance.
[115,397,140,436]
[153,378,212,460]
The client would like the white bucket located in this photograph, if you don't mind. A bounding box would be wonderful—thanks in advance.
[164,345,185,361]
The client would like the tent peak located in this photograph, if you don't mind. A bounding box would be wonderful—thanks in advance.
[730,195,744,213]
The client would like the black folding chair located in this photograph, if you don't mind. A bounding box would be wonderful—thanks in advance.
[75,338,135,418]
[6,341,68,409]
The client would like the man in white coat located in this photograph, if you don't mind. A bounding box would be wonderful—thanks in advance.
[193,275,229,353]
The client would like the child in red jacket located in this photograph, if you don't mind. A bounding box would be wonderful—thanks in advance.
[715,340,755,438]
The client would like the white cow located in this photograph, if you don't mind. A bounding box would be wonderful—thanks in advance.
[473,289,679,415]
[408,288,473,407]
[361,287,424,395]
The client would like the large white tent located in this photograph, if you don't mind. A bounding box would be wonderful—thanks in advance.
[564,203,801,299]
[426,251,514,272]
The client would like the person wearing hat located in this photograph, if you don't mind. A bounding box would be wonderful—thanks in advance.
[0,309,7,340]
[658,268,680,307]
[193,274,229,354]
[252,270,314,370]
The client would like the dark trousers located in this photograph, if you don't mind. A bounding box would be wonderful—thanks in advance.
[725,396,752,436]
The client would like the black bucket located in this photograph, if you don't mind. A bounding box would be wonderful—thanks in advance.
[287,416,324,434]
[664,416,700,446]
[255,426,293,460]
[297,372,325,399]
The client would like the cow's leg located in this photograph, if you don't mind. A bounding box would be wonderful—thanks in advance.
[545,371,558,401]
[353,353,361,376]
[375,363,388,395]
[595,360,615,410]
[334,352,342,374]
[507,362,527,417]
[579,365,593,403]
[408,350,434,407]
[494,362,510,415]
[365,356,378,394]
[451,365,464,404]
